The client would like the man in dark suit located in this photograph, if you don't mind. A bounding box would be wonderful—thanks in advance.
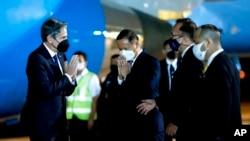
[165,19,204,140]
[192,24,242,141]
[157,38,178,141]
[20,17,79,141]
[116,29,164,141]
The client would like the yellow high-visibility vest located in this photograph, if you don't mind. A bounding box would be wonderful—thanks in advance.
[66,72,97,120]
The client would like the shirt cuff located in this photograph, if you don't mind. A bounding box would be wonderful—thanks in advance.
[64,73,76,85]
[117,76,124,85]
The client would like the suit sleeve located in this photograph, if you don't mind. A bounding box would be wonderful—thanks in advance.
[26,53,76,98]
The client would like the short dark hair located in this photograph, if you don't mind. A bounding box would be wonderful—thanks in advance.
[179,21,197,40]
[41,17,67,42]
[116,29,139,43]
[111,54,119,59]
[74,51,87,61]
[176,18,193,24]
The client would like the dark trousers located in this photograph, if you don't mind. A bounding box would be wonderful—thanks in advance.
[29,134,68,141]
[165,135,174,141]
[68,115,98,141]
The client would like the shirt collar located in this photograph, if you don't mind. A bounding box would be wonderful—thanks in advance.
[133,49,143,62]
[181,43,195,58]
[166,58,177,69]
[43,42,56,57]
[207,48,224,66]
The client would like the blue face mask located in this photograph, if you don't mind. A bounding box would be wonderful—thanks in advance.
[169,38,180,51]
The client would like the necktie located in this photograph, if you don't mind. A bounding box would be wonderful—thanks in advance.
[53,54,60,71]
[169,64,175,90]
[127,60,133,67]
[203,64,208,74]
[170,64,175,77]
[178,55,182,63]
[53,55,59,66]
[53,55,62,74]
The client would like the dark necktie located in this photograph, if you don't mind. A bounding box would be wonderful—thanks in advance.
[178,55,182,61]
[170,64,175,77]
[169,64,175,90]
[53,54,60,68]
[127,60,133,67]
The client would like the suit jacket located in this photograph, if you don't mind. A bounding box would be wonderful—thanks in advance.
[170,46,203,133]
[20,44,76,138]
[119,51,164,140]
[157,59,173,124]
[193,52,242,141]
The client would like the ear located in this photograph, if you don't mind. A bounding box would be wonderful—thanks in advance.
[183,35,189,42]
[135,40,140,48]
[206,38,213,46]
[162,48,166,55]
[47,35,53,44]
[84,61,88,67]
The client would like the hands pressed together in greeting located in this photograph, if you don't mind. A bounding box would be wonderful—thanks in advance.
[117,56,131,80]
[64,54,79,80]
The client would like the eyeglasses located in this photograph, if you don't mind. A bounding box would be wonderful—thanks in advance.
[200,24,223,33]
[171,34,183,39]
[172,34,180,37]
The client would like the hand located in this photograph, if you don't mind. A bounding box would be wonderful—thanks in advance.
[87,119,94,130]
[136,99,156,115]
[117,56,131,79]
[64,55,79,79]
[166,122,178,136]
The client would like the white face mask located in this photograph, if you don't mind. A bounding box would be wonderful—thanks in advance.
[192,41,208,61]
[77,62,84,71]
[119,49,135,61]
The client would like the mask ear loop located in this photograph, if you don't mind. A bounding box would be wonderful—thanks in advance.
[203,42,209,62]
[51,38,58,50]
[201,40,209,52]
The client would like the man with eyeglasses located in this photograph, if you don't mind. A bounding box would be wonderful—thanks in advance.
[165,19,204,141]
[136,18,204,140]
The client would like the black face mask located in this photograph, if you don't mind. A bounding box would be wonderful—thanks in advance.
[110,65,118,74]
[57,39,70,52]
[167,51,177,59]
[169,38,180,51]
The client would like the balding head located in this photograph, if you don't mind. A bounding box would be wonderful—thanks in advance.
[194,24,222,45]
[193,24,223,62]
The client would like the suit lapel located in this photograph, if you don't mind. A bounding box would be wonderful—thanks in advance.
[132,51,145,68]
[39,44,55,65]
[57,53,65,73]
[39,44,63,74]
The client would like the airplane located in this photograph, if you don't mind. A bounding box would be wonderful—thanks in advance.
[0,0,250,137]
